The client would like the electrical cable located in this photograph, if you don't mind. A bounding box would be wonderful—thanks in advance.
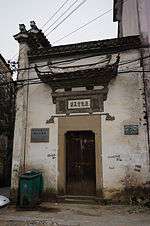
[1,65,150,88]
[46,0,87,36]
[44,0,80,33]
[9,0,84,61]
[9,53,150,73]
[52,8,112,43]
[52,0,129,43]
[10,0,71,61]
[42,0,71,29]
[11,0,128,60]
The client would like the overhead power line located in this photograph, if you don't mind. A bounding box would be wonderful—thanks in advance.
[44,0,80,33]
[52,0,130,43]
[42,0,71,29]
[53,8,112,44]
[12,5,112,61]
[1,68,150,89]
[10,0,86,61]
[46,0,87,36]
[10,0,129,61]
[8,53,150,73]
[10,0,71,61]
[7,0,131,60]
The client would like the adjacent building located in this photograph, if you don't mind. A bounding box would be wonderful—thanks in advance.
[114,0,150,153]
[11,20,149,201]
[0,54,15,187]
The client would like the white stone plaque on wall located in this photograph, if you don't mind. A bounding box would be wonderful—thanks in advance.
[68,99,91,109]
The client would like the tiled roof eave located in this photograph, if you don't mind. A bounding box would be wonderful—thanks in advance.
[35,63,118,91]
[28,35,141,62]
[28,47,138,62]
[28,42,141,62]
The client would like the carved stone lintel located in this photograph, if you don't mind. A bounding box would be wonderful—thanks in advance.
[46,112,115,124]
[52,89,108,104]
[52,89,107,114]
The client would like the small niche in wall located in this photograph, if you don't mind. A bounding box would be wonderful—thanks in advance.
[31,128,49,142]
[124,125,139,135]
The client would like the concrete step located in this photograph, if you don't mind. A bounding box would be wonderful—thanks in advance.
[57,195,102,204]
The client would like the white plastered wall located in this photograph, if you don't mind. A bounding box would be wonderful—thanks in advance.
[121,0,139,37]
[121,0,150,43]
[23,55,109,192]
[22,64,58,191]
[12,49,150,196]
[101,50,149,197]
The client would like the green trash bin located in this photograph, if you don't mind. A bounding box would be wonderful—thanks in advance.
[19,170,43,208]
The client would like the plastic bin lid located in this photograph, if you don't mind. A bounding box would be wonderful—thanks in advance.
[20,170,42,179]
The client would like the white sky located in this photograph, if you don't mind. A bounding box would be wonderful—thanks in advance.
[0,0,117,61]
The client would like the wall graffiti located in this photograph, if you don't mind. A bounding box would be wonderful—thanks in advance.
[107,153,144,172]
[47,153,56,159]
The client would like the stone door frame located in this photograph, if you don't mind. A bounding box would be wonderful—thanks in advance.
[58,115,103,196]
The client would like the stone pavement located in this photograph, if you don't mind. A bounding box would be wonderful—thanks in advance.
[0,203,150,226]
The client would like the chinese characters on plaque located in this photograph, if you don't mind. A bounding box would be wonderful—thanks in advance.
[56,95,103,114]
[31,128,49,142]
[68,99,91,109]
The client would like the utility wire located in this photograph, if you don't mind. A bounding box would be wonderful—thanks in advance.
[10,0,72,60]
[52,0,129,43]
[44,0,80,33]
[11,34,147,72]
[53,8,112,44]
[46,0,87,36]
[11,53,102,72]
[1,58,150,89]
[1,68,150,89]
[11,52,150,73]
[9,0,85,60]
[10,0,128,61]
[42,0,71,29]
[9,0,128,61]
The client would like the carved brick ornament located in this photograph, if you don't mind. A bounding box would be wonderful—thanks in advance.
[53,90,105,114]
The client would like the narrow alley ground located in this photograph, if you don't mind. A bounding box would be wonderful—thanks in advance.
[0,202,150,226]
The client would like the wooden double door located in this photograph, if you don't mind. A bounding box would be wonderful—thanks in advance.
[66,131,96,195]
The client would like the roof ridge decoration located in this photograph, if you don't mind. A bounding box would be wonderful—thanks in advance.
[14,21,51,49]
[19,24,27,33]
[14,21,141,61]
[30,21,38,32]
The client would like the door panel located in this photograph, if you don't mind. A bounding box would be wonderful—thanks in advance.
[66,131,96,195]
